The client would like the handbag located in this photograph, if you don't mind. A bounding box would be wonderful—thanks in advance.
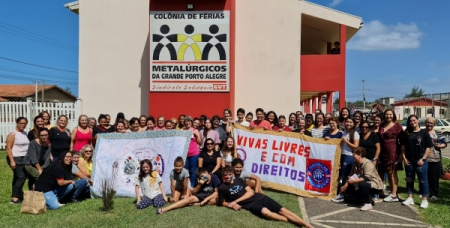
[20,190,47,214]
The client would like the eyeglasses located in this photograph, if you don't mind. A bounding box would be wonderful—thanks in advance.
[84,150,93,152]
[360,126,369,129]
[39,134,48,137]
[206,143,214,146]
[425,122,434,125]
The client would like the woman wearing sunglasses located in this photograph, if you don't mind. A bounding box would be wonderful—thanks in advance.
[199,138,222,179]
[78,145,94,178]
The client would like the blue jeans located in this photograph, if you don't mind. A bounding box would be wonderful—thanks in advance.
[340,155,354,184]
[405,159,429,197]
[73,179,89,199]
[44,184,74,210]
[185,155,199,187]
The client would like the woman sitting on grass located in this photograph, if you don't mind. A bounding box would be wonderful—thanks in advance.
[135,159,168,210]
[169,156,190,203]
[78,145,94,178]
[157,167,220,214]
[35,151,89,209]
[218,166,314,228]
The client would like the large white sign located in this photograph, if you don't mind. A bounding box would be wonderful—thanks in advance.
[91,131,191,197]
[149,11,230,92]
[233,125,342,197]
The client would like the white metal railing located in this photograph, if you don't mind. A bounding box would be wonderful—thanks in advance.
[0,98,81,149]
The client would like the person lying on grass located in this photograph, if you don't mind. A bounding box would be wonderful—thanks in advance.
[218,166,314,228]
[232,158,263,194]
[169,156,191,203]
[157,167,220,214]
[135,159,168,209]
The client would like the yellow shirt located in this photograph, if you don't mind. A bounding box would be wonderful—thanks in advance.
[80,157,93,175]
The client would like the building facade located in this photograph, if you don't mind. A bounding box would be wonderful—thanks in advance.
[66,0,361,119]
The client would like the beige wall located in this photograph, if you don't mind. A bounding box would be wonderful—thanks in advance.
[79,0,149,119]
[235,0,301,115]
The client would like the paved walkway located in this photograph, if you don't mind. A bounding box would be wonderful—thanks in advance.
[298,197,434,228]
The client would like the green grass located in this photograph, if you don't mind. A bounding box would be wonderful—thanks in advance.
[396,157,450,227]
[0,151,301,227]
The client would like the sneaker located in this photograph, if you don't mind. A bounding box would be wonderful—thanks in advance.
[431,196,438,201]
[372,198,383,204]
[360,203,373,211]
[402,197,414,206]
[10,199,22,204]
[420,200,428,209]
[383,194,399,202]
[331,194,344,203]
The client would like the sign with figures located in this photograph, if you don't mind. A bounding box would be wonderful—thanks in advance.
[149,11,230,92]
[233,124,342,199]
[91,130,192,197]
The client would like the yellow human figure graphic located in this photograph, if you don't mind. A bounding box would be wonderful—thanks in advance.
[177,25,202,60]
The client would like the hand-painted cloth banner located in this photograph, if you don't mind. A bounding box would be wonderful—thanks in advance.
[233,124,342,199]
[91,130,191,197]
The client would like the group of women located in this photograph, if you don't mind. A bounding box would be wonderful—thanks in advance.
[6,111,94,205]
[330,108,447,211]
[6,107,446,213]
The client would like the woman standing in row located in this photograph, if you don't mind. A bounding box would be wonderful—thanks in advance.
[425,117,447,201]
[6,117,30,204]
[70,115,92,152]
[49,115,71,162]
[380,109,403,203]
[27,116,44,141]
[183,116,202,187]
[273,115,292,132]
[311,113,329,138]
[39,111,53,129]
[401,115,432,208]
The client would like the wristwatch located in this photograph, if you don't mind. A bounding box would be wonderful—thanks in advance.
[422,158,426,162]
[373,158,378,161]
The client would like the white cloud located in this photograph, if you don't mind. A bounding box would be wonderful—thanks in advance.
[329,0,342,7]
[348,20,422,51]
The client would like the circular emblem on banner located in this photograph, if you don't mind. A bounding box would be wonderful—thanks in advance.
[236,148,247,161]
[307,162,331,189]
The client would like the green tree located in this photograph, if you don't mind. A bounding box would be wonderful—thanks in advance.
[405,85,424,98]
[334,98,340,104]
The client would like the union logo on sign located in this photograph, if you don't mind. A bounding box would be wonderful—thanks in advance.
[213,84,227,90]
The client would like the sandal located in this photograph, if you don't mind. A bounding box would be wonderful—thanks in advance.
[156,208,164,215]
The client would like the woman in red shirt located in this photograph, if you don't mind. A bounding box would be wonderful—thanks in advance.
[249,108,272,130]
[273,115,292,132]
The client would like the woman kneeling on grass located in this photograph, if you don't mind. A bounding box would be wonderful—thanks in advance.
[135,159,168,210]
[232,158,263,194]
[157,167,220,214]
[35,151,89,209]
[333,147,383,211]
[218,166,314,228]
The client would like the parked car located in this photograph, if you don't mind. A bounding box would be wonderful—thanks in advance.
[400,118,450,136]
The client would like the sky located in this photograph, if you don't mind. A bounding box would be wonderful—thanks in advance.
[0,1,449,102]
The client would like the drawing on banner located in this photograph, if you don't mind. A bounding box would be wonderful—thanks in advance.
[150,11,230,92]
[91,131,191,197]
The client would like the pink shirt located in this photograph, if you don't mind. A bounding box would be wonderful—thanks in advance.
[186,129,200,157]
[73,128,92,151]
[199,129,220,150]
[250,120,272,130]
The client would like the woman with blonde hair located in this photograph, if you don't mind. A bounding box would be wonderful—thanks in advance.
[70,115,92,152]
[48,115,71,162]
[78,145,94,178]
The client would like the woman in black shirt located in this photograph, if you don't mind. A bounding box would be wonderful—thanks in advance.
[359,121,380,163]
[48,115,71,162]
[401,115,432,209]
[198,138,222,178]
